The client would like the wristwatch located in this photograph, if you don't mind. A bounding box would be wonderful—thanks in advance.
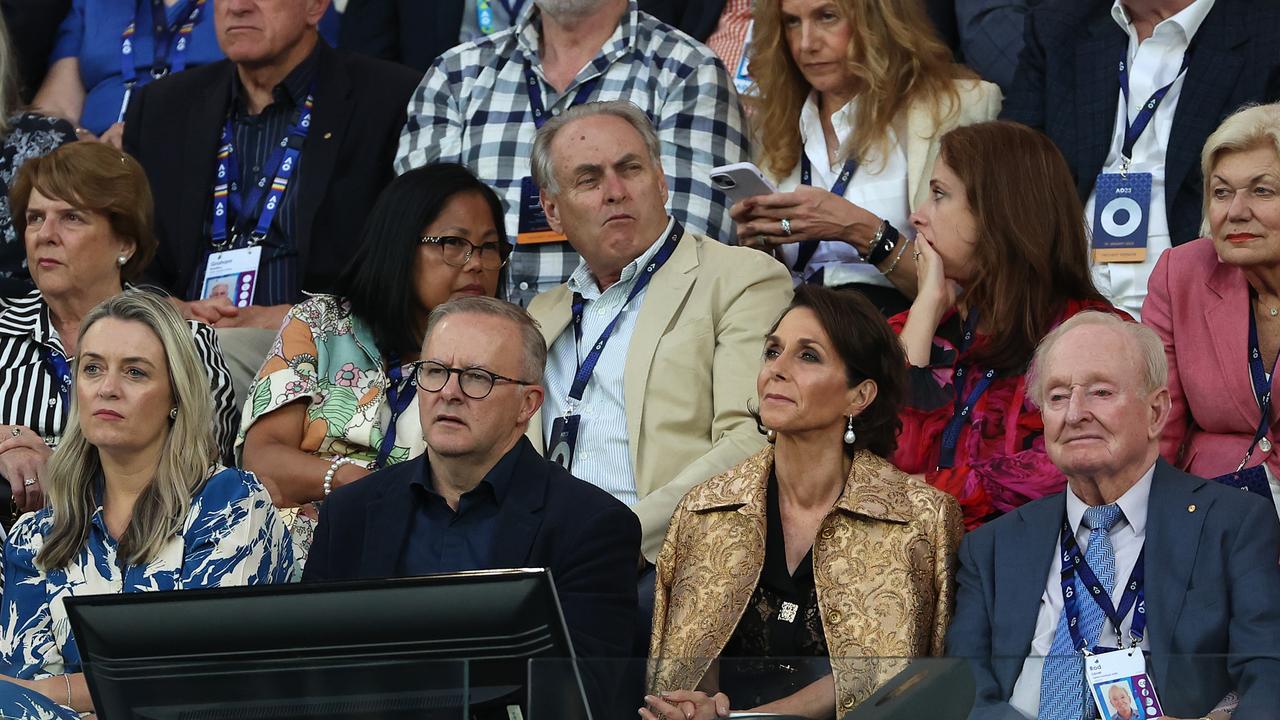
[867,220,900,265]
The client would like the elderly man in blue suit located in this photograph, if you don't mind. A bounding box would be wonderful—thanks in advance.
[946,311,1280,720]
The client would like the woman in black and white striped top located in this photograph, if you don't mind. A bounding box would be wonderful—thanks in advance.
[0,143,236,513]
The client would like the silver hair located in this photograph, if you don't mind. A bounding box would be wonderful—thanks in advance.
[1025,311,1167,408]
[533,0,610,20]
[1199,102,1280,235]
[423,296,547,381]
[530,100,664,196]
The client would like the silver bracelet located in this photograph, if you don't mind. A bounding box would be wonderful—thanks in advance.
[880,234,911,272]
[64,673,71,707]
[323,457,358,496]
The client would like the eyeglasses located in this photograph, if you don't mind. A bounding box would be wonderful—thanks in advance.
[412,360,533,400]
[419,235,507,270]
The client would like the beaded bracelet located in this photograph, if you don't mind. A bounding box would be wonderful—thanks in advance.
[323,457,358,496]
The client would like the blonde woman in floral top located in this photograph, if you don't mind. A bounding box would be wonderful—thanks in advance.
[237,164,507,573]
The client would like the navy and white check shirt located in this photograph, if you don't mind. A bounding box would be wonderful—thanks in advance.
[394,1,749,305]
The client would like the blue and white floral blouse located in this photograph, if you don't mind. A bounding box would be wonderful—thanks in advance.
[0,466,292,682]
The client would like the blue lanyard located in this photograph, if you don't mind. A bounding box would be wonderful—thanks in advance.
[118,0,205,122]
[477,0,525,33]
[40,347,72,411]
[793,154,859,275]
[937,312,994,469]
[567,223,682,405]
[373,355,417,469]
[1117,52,1191,166]
[1239,307,1278,470]
[1060,519,1147,651]
[524,63,601,130]
[210,89,315,250]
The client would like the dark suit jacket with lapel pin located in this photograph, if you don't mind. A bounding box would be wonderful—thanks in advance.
[945,459,1280,719]
[302,436,642,714]
[1002,0,1280,248]
[121,41,422,301]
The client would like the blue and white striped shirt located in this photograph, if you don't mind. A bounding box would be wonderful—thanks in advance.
[541,220,674,506]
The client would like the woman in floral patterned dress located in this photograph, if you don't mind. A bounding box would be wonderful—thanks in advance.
[238,163,507,572]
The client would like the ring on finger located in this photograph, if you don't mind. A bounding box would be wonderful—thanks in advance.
[9,427,20,438]
[23,478,35,487]
[780,218,793,237]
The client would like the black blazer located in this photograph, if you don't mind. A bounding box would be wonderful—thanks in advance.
[122,41,422,301]
[339,0,463,73]
[1002,0,1280,247]
[303,437,641,710]
[946,460,1280,719]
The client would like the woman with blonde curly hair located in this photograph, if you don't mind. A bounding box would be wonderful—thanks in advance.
[730,0,1000,315]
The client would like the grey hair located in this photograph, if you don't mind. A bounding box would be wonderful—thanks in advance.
[423,296,547,381]
[1025,311,1167,408]
[38,289,218,570]
[1199,102,1280,235]
[530,100,664,196]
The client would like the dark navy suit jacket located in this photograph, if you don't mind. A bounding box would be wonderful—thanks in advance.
[1002,0,1280,247]
[945,460,1280,719]
[303,436,641,712]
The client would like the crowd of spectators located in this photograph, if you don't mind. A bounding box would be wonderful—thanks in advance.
[0,0,1276,718]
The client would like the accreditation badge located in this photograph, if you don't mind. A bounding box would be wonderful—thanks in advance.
[517,176,568,245]
[734,21,755,96]
[547,413,580,471]
[201,245,261,308]
[1084,648,1163,719]
[1092,172,1153,264]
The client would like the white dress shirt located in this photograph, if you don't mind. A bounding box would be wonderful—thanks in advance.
[775,93,910,289]
[1084,0,1216,321]
[1009,463,1156,719]
[541,219,676,506]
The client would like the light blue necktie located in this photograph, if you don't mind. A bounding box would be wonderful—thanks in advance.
[1039,503,1124,720]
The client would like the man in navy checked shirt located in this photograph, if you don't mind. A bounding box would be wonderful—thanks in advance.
[394,0,748,306]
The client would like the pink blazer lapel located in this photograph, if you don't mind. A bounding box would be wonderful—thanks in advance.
[1204,260,1261,428]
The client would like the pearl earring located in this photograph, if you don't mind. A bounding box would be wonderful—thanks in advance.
[844,415,856,445]
[117,255,128,267]
[765,428,776,443]
[169,407,178,420]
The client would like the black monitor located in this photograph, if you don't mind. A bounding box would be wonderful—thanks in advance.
[64,568,592,720]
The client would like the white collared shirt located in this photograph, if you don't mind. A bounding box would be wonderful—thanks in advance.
[1084,0,1216,321]
[541,218,676,506]
[1009,463,1156,718]
[775,92,910,289]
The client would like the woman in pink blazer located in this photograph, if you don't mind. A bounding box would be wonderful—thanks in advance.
[1143,103,1280,517]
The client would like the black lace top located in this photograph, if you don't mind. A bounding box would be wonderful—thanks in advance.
[0,112,78,285]
[719,470,832,709]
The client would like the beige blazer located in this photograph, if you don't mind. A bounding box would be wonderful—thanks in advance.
[770,78,1003,211]
[527,231,794,560]
[648,446,964,715]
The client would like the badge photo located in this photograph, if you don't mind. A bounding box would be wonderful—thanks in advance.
[1085,649,1163,719]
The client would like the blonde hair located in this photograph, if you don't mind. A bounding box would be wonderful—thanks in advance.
[1025,311,1166,408]
[1199,103,1280,235]
[38,290,217,570]
[747,0,972,177]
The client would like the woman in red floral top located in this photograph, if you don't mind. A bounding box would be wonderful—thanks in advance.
[891,122,1129,529]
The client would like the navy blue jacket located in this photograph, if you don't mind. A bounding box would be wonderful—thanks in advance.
[1002,0,1280,247]
[946,460,1280,719]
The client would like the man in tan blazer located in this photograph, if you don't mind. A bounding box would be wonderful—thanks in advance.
[525,100,793,563]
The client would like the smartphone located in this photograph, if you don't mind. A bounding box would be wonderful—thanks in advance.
[710,162,778,205]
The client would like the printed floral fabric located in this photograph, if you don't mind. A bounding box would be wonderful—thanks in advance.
[0,113,78,282]
[236,294,424,574]
[649,445,963,717]
[887,298,1128,529]
[0,466,292,718]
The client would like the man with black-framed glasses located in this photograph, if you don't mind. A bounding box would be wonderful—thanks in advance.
[303,295,641,715]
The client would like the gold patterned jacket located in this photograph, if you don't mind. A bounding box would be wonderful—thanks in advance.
[647,445,964,716]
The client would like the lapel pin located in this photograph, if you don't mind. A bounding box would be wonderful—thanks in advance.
[323,132,333,140]
[1187,504,1197,513]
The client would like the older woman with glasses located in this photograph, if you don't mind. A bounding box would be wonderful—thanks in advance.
[238,163,507,571]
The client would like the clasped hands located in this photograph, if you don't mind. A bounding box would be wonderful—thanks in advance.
[640,690,731,720]
[0,425,51,512]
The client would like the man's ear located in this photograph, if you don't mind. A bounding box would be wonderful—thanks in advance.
[541,191,564,235]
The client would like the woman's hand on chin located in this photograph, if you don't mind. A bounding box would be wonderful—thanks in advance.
[640,690,731,720]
